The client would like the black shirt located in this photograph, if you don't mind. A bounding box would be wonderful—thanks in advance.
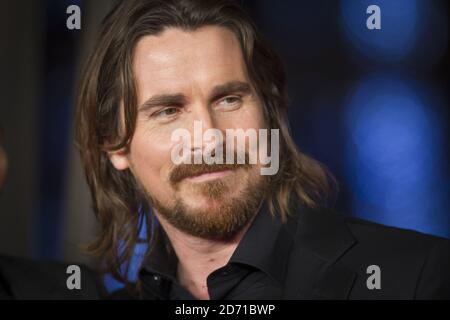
[139,203,299,300]
[129,200,450,300]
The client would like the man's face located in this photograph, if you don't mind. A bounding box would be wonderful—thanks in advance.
[109,26,268,239]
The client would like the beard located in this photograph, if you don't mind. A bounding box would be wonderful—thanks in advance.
[142,161,270,241]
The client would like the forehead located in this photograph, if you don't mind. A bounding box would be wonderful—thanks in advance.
[132,26,249,98]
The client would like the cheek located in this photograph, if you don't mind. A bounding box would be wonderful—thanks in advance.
[128,126,177,193]
[220,103,266,131]
[221,104,267,168]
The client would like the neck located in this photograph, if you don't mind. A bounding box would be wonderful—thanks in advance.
[155,213,255,300]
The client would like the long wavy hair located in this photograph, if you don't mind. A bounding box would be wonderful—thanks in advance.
[75,0,336,286]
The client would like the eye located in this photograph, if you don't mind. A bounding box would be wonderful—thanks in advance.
[152,107,180,119]
[216,96,242,109]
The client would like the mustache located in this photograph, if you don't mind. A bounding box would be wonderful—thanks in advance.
[169,151,252,185]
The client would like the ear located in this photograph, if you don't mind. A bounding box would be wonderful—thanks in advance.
[107,148,130,171]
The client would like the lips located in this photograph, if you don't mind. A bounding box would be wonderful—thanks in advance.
[170,163,249,185]
[185,169,232,182]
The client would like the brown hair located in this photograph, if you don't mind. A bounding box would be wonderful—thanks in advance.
[75,0,336,286]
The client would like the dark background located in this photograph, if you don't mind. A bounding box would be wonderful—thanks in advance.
[0,0,448,278]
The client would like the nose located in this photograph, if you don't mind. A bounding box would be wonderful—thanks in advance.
[188,103,217,153]
[191,102,215,131]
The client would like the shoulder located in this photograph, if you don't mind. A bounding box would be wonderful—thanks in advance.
[294,205,450,298]
[0,254,105,299]
[301,205,450,255]
[343,212,450,251]
[342,213,450,298]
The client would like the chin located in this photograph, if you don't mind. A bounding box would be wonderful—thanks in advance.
[182,195,228,210]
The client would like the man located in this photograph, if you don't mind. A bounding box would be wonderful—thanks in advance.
[75,0,450,299]
[0,130,103,299]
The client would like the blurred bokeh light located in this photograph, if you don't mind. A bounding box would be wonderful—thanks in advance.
[343,75,448,237]
[340,0,448,66]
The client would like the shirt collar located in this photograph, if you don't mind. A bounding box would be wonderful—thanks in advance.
[228,201,298,285]
[139,200,299,287]
[141,227,178,283]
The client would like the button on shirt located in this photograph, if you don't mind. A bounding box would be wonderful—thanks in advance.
[139,204,299,300]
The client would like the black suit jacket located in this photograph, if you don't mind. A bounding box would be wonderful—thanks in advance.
[113,203,450,300]
[285,204,450,299]
[0,255,104,299]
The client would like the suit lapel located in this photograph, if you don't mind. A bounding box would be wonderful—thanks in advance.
[284,204,358,299]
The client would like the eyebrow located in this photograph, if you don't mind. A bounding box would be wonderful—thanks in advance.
[209,80,252,100]
[138,80,252,112]
[139,93,187,112]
